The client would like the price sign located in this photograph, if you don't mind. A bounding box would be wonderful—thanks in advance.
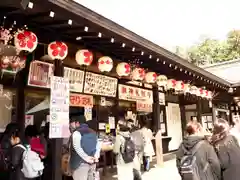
[105,124,110,134]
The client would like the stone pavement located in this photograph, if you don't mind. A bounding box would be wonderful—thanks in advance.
[103,159,181,180]
[141,159,181,180]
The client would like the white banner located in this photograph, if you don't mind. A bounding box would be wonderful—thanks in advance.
[49,76,70,138]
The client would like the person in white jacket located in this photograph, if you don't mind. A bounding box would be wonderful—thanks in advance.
[230,116,240,146]
[141,122,155,172]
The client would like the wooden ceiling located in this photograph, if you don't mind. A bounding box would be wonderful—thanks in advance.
[0,0,231,92]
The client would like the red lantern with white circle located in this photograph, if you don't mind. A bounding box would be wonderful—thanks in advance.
[116,62,131,77]
[190,86,198,95]
[167,79,177,90]
[14,30,38,53]
[98,56,113,72]
[132,68,145,81]
[48,41,68,60]
[75,49,93,66]
[145,72,157,84]
[175,81,185,91]
[156,75,168,87]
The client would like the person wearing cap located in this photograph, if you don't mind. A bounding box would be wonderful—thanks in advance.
[69,115,101,180]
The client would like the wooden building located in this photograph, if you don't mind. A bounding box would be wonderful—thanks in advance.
[0,0,235,180]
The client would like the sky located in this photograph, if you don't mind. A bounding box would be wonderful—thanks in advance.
[74,0,240,51]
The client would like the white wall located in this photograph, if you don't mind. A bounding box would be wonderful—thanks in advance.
[166,103,182,151]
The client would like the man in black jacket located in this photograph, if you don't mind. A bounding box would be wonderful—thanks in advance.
[176,122,221,180]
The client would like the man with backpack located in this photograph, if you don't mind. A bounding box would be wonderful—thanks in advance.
[113,122,136,180]
[69,116,101,180]
[176,122,221,180]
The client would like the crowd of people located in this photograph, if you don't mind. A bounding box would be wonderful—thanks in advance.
[0,116,155,180]
[176,117,240,180]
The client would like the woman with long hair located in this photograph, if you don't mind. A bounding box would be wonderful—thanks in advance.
[211,118,240,180]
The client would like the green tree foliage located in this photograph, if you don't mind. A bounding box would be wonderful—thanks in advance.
[186,30,240,66]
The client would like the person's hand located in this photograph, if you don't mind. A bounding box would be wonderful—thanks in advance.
[86,156,95,164]
[94,155,99,162]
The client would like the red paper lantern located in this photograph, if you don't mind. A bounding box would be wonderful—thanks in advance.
[116,62,131,77]
[48,41,68,60]
[97,56,113,72]
[132,68,145,81]
[145,72,157,84]
[14,30,38,52]
[75,49,93,66]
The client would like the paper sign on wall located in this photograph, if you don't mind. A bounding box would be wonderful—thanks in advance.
[84,107,92,121]
[108,117,115,129]
[25,115,34,127]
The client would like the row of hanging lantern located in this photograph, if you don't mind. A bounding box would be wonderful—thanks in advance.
[72,49,213,100]
[0,29,213,99]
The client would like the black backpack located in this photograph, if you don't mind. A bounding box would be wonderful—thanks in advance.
[180,141,204,180]
[120,136,135,163]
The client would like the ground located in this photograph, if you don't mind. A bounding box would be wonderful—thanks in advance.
[105,159,181,180]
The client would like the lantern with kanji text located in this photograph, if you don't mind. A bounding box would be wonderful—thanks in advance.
[116,62,131,77]
[132,68,145,81]
[145,72,157,84]
[156,75,168,87]
[75,49,93,66]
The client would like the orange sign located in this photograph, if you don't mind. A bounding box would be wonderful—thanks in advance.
[70,93,93,108]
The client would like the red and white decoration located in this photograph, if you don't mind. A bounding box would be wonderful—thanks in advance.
[116,62,131,77]
[0,28,12,45]
[197,88,204,97]
[75,49,93,66]
[207,91,213,99]
[183,83,191,94]
[0,56,26,71]
[189,86,198,95]
[132,68,145,81]
[175,81,184,91]
[167,79,177,90]
[98,56,113,72]
[145,72,157,84]
[14,30,38,53]
[47,41,68,60]
[156,75,168,87]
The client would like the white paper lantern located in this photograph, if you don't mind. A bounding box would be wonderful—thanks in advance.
[132,68,145,81]
[175,81,184,91]
[207,91,213,99]
[201,90,207,98]
[145,72,157,84]
[156,75,168,87]
[14,30,38,53]
[116,62,131,77]
[196,88,204,97]
[183,83,191,93]
[98,56,113,72]
[75,49,93,66]
[48,41,68,60]
[189,86,198,95]
[167,79,177,89]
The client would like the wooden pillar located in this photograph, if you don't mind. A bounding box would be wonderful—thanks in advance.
[196,98,202,123]
[51,59,64,180]
[152,86,163,167]
[179,95,186,137]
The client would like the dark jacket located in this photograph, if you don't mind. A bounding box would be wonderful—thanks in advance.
[176,135,221,180]
[9,144,26,180]
[214,135,240,180]
[70,124,98,170]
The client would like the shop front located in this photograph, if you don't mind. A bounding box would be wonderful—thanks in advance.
[0,0,232,180]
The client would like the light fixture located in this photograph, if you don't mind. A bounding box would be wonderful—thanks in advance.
[122,43,126,48]
[132,47,135,52]
[76,36,82,40]
[49,11,55,18]
[163,61,166,64]
[68,19,72,25]
[28,2,34,9]
[98,32,102,38]
[201,77,203,80]
[169,64,172,67]
[14,21,17,25]
[111,38,114,43]
[149,55,152,59]
[185,70,187,73]
[3,16,6,19]
[197,76,199,78]
[180,68,182,71]
[193,74,195,77]
[84,26,88,32]
[156,58,159,62]
[141,51,144,55]
[174,66,177,70]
